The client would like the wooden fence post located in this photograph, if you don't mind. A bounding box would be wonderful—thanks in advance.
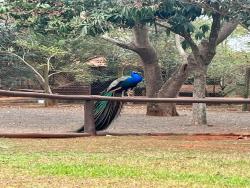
[84,100,96,135]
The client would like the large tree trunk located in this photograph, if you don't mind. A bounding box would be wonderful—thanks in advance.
[133,24,173,116]
[192,65,207,125]
[154,35,193,116]
[143,62,165,115]
[157,64,189,116]
[134,29,195,116]
[178,18,237,126]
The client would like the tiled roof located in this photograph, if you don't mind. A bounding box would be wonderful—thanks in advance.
[86,56,107,67]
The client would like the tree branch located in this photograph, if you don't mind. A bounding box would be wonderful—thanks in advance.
[216,21,239,45]
[46,54,54,73]
[156,21,200,57]
[0,51,45,85]
[101,36,138,53]
[208,12,221,51]
[48,71,68,78]
[155,21,172,30]
[156,21,183,36]
[175,34,188,64]
[183,33,200,58]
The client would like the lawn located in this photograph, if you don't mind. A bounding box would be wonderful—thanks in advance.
[0,136,250,188]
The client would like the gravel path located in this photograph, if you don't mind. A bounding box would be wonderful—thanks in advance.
[0,105,250,134]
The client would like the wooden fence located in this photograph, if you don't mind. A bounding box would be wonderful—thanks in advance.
[0,89,250,136]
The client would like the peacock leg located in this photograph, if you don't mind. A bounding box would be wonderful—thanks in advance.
[127,89,134,97]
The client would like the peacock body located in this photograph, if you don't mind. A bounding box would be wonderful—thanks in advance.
[77,71,143,132]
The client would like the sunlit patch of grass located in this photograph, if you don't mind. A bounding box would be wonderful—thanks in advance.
[0,137,250,187]
[35,162,250,186]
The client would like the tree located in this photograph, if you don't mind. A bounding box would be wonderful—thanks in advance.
[4,0,250,124]
[0,32,69,106]
[77,0,194,116]
[157,1,247,125]
[77,0,242,124]
[5,0,186,115]
[0,0,81,105]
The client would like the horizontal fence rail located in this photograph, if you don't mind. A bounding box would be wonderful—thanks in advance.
[0,133,249,139]
[1,90,250,104]
[0,89,250,138]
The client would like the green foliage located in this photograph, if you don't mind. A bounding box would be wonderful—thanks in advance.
[80,11,112,36]
[16,39,67,58]
[8,0,85,35]
[0,24,36,89]
[0,4,9,14]
[200,24,210,33]
[78,0,205,37]
[181,40,191,50]
[75,0,226,53]
[111,5,157,27]
[0,58,35,89]
[157,2,202,35]
[62,36,122,83]
[69,30,179,84]
[14,32,69,70]
[208,43,250,96]
[191,0,250,29]
[2,0,249,90]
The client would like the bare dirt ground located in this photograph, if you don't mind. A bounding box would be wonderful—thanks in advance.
[0,98,250,134]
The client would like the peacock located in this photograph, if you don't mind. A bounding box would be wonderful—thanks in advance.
[77,71,143,132]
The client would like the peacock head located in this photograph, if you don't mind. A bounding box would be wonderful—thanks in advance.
[131,71,140,75]
[131,71,143,82]
[131,71,139,76]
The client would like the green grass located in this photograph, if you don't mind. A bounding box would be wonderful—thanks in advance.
[0,136,250,187]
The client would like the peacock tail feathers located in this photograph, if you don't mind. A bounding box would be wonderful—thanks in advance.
[94,91,123,131]
[94,91,112,112]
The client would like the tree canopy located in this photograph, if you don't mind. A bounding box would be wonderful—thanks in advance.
[0,0,249,121]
